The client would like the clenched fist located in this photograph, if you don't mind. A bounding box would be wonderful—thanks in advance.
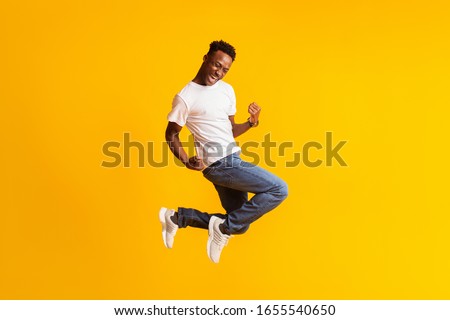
[185,155,205,171]
[248,102,261,125]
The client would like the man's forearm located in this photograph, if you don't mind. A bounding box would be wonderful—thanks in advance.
[232,121,253,138]
[166,132,189,164]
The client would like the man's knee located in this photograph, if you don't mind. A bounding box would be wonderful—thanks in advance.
[276,180,288,201]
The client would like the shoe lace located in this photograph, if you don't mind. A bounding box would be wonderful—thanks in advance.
[213,229,230,248]
[166,216,178,234]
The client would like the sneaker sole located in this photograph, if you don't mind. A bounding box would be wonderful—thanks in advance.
[159,207,168,248]
[207,216,218,260]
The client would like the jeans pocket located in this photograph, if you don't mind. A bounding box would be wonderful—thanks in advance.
[204,166,233,187]
[202,166,215,177]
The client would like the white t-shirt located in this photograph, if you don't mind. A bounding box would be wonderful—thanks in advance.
[167,80,240,166]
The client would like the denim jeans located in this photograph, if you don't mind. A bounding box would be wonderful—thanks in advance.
[177,152,288,235]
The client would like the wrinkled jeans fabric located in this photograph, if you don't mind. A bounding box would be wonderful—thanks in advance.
[177,153,288,235]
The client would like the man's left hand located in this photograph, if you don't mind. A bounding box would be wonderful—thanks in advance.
[248,102,261,124]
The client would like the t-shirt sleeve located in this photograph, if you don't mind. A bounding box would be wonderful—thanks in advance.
[167,95,189,126]
[227,86,237,116]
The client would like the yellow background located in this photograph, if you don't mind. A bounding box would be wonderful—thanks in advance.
[1,0,449,299]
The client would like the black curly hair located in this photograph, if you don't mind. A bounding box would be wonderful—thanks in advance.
[207,40,236,61]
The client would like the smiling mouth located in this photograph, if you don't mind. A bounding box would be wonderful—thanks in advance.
[209,75,218,82]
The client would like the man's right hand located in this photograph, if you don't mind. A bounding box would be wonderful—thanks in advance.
[185,155,205,171]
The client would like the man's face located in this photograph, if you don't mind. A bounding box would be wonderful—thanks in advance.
[200,50,233,86]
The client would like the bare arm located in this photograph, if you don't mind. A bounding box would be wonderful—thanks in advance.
[165,121,204,170]
[230,102,261,138]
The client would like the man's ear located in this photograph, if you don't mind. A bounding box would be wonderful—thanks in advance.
[203,54,208,62]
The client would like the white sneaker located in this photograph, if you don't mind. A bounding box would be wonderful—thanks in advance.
[159,207,178,249]
[207,216,230,263]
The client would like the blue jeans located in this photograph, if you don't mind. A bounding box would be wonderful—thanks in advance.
[177,152,288,235]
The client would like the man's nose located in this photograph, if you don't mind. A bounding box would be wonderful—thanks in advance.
[215,69,222,78]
